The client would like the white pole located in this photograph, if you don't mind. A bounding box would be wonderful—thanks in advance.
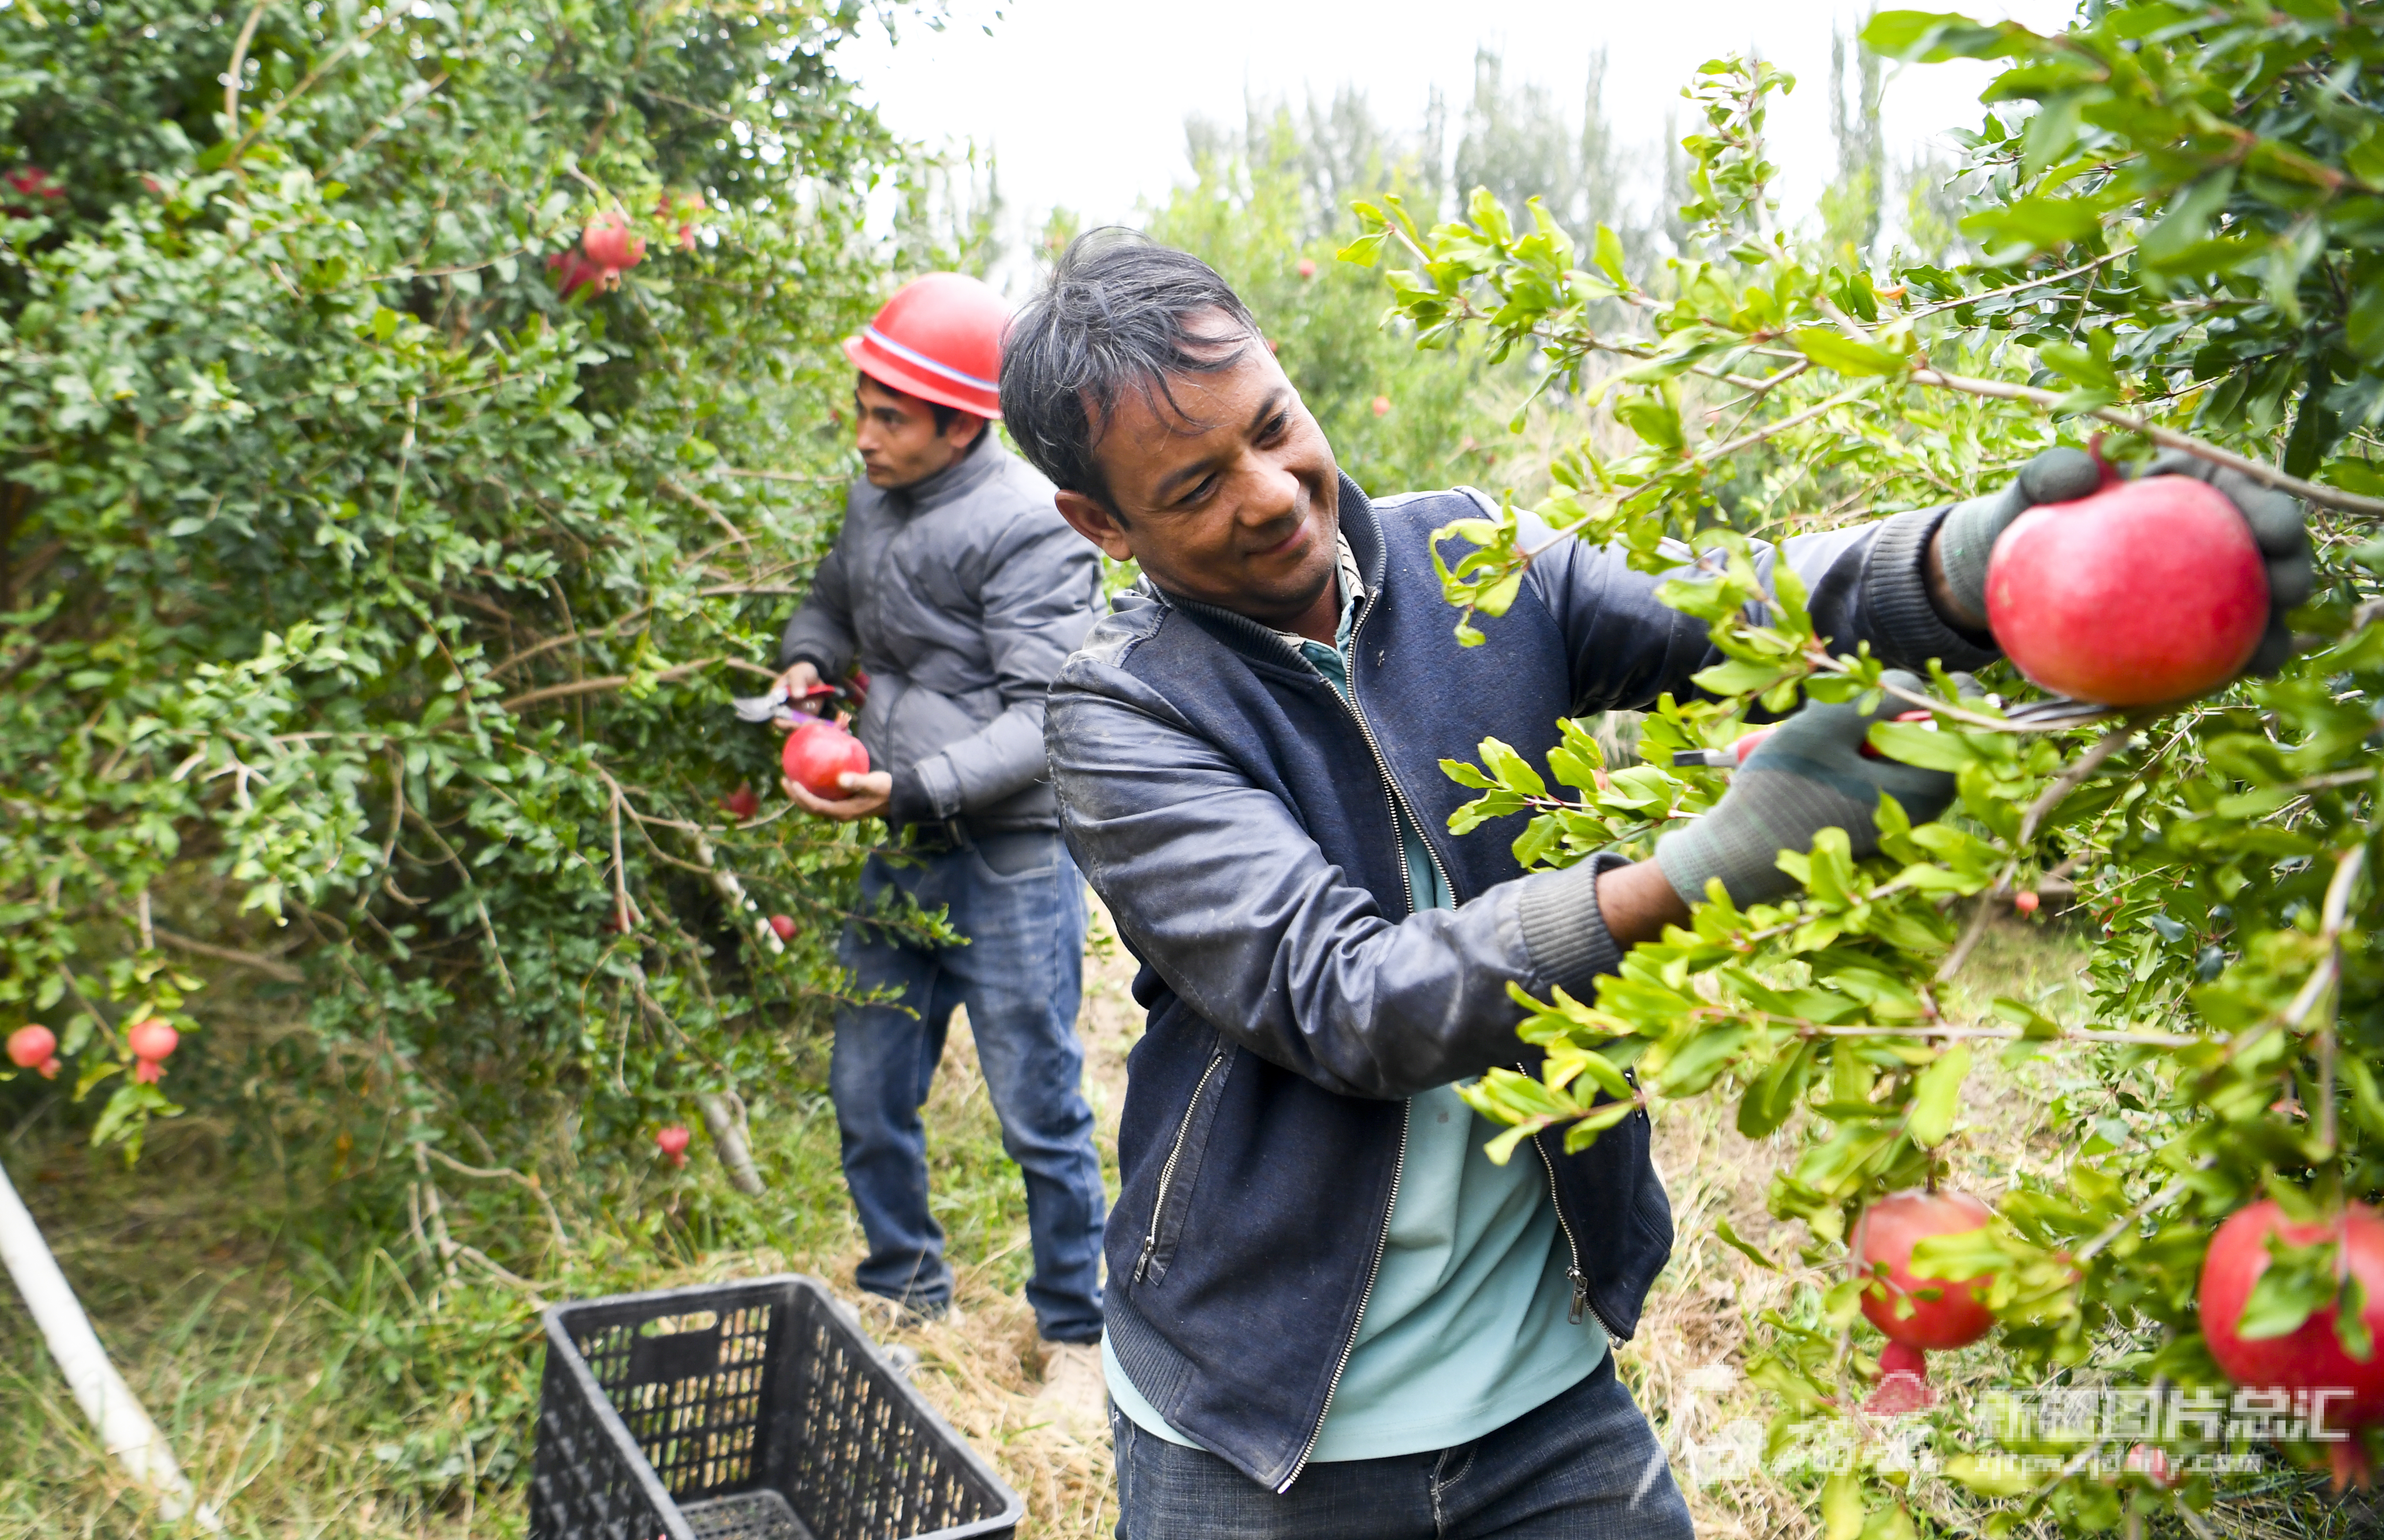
[0,1155,224,1532]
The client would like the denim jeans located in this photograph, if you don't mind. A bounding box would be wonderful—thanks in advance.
[830,831,1106,1343]
[1110,1354,1695,1539]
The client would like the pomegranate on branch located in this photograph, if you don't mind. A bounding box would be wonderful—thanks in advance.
[1853,1188,1998,1413]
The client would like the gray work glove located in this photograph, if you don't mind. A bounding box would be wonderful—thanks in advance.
[2136,449,2314,676]
[1934,447,2106,628]
[1656,670,1963,909]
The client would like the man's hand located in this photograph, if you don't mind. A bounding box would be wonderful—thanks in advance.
[1654,669,1966,909]
[774,659,828,725]
[1929,447,2105,631]
[784,768,892,822]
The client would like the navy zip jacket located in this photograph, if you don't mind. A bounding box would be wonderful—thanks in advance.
[1044,476,1996,1491]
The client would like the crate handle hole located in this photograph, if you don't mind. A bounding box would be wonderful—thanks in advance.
[637,1311,720,1337]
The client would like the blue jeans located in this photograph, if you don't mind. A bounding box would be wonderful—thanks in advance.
[1110,1354,1695,1539]
[831,831,1105,1342]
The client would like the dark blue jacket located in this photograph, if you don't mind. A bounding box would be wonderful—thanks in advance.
[1044,477,1993,1491]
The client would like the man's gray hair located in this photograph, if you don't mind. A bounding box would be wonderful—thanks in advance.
[998,230,1261,509]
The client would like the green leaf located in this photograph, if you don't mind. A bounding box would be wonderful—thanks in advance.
[1906,1044,1972,1148]
[1790,327,1908,377]
[1716,1215,1781,1272]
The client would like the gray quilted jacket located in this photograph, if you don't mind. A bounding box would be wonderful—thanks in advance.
[777,434,1101,833]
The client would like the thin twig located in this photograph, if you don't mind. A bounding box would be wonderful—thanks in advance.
[417,1145,573,1255]
[150,927,304,984]
[222,2,269,140]
[499,658,718,712]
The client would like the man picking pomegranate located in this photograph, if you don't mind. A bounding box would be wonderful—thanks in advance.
[1001,233,2309,1539]
[770,273,1110,1421]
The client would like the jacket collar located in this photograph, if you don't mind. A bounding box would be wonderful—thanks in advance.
[1141,472,1383,659]
[887,429,1003,514]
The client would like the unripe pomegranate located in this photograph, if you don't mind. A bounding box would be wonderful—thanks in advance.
[655,1124,691,1167]
[7,1025,60,1079]
[769,915,797,941]
[582,210,646,271]
[1857,1189,1996,1349]
[127,1019,178,1084]
[2200,1199,2384,1486]
[1986,476,2268,706]
[782,720,871,801]
[1371,395,1391,417]
[1296,258,1317,279]
[722,785,761,820]
[2014,890,2041,915]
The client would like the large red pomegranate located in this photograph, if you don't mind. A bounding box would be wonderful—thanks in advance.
[782,720,870,801]
[1985,475,2268,706]
[2200,1199,2384,1484]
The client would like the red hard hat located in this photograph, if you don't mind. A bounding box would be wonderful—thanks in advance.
[842,272,1008,421]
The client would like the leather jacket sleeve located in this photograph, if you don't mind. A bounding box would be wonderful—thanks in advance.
[1049,659,1624,1100]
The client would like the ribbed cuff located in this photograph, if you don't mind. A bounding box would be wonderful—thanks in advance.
[1515,853,1631,1000]
[1866,507,1999,673]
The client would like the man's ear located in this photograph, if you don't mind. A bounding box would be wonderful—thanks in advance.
[1054,488,1135,563]
[944,412,988,448]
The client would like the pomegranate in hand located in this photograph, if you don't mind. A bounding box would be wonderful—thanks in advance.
[782,720,871,802]
[1985,476,2268,706]
[1854,1188,1997,1411]
[7,1025,60,1079]
[2200,1199,2384,1488]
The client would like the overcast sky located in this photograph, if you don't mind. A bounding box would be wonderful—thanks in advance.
[841,0,2079,286]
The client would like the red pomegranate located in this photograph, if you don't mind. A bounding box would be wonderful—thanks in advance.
[769,914,797,941]
[2200,1199,2384,1486]
[2015,890,2041,915]
[582,210,646,271]
[1297,258,1317,279]
[1985,476,2268,707]
[547,247,615,299]
[1854,1189,1996,1411]
[3,165,63,216]
[722,785,761,821]
[7,1025,60,1079]
[783,721,870,801]
[127,1018,178,1084]
[655,1124,691,1167]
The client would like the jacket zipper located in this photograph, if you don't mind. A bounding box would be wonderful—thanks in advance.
[1525,1070,1630,1339]
[1336,590,1456,913]
[1133,1048,1228,1284]
[1278,1095,1409,1494]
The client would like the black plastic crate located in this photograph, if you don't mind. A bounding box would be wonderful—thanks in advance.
[530,1274,1023,1540]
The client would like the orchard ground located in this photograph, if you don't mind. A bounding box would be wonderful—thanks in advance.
[0,902,2377,1540]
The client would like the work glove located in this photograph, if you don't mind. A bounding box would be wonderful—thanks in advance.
[1933,447,2105,628]
[1656,670,1964,909]
[2136,449,2313,676]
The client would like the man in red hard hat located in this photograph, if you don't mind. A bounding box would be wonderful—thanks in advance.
[772,273,1109,1419]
